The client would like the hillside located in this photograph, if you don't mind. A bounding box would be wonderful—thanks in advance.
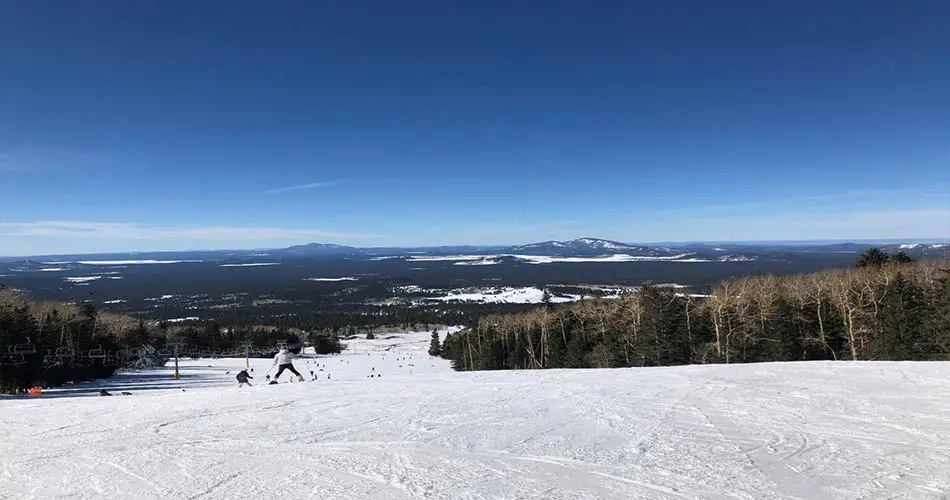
[443,260,950,370]
[1,331,948,499]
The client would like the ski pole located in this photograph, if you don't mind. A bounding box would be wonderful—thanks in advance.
[261,363,278,383]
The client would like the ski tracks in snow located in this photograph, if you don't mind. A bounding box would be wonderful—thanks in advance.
[3,357,950,499]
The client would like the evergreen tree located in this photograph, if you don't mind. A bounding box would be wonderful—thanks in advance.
[428,329,442,356]
[856,248,889,268]
[892,250,915,264]
[875,272,926,359]
[310,332,343,354]
[928,267,950,359]
[365,331,375,340]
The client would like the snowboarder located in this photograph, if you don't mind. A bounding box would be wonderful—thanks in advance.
[272,347,304,382]
[236,369,253,387]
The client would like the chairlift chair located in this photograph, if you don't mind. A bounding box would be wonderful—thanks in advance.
[0,352,26,366]
[42,353,60,367]
[88,344,106,360]
[9,337,36,355]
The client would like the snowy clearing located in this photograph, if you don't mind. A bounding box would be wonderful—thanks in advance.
[399,253,740,264]
[391,286,622,305]
[514,253,698,263]
[305,277,359,282]
[430,286,580,304]
[405,255,488,262]
[164,316,200,323]
[219,262,281,267]
[64,276,102,283]
[145,295,177,301]
[2,331,949,499]
[75,260,201,265]
[453,257,503,266]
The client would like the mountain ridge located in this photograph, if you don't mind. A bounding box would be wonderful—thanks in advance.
[2,238,947,262]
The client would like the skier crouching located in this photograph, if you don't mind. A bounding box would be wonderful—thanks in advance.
[236,369,253,387]
[272,347,304,382]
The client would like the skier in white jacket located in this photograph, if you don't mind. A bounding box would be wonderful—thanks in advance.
[272,348,304,382]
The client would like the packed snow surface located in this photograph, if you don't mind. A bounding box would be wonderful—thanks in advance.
[2,332,949,499]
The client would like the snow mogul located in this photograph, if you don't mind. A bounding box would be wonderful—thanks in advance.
[271,347,305,382]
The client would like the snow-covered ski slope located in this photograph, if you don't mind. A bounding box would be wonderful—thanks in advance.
[2,331,950,499]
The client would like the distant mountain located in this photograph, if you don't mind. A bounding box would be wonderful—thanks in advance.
[507,238,681,257]
[274,242,361,257]
[882,243,950,257]
[3,238,946,264]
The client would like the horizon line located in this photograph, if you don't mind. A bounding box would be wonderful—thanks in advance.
[2,237,948,259]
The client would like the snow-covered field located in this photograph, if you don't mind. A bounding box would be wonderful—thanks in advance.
[2,331,950,499]
[385,285,625,305]
[219,262,281,267]
[430,286,584,304]
[401,253,756,264]
[72,260,202,265]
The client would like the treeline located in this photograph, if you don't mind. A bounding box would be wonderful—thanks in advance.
[0,288,166,392]
[142,303,521,334]
[0,288,342,393]
[441,259,950,370]
[163,321,342,357]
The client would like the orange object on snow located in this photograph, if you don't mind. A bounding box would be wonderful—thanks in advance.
[27,387,42,397]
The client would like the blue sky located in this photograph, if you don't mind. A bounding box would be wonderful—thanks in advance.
[1,1,948,256]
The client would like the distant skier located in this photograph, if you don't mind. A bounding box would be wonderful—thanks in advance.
[236,369,253,387]
[272,347,304,382]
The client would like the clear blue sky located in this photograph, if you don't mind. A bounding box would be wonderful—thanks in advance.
[2,0,948,255]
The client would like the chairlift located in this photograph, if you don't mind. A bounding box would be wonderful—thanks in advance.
[9,337,36,355]
[42,353,59,367]
[88,344,106,360]
[0,352,26,366]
